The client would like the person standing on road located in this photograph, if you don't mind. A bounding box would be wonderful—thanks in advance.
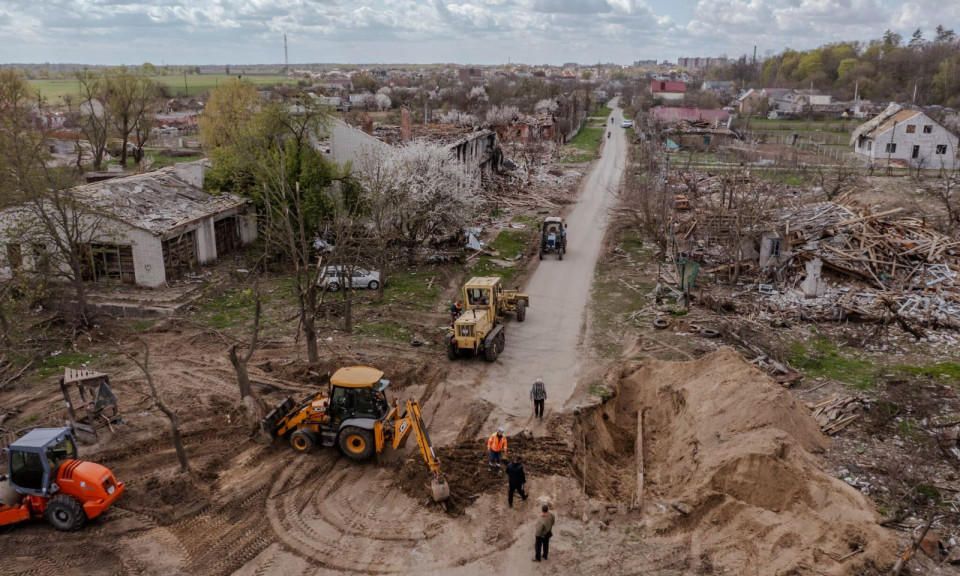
[487,427,507,472]
[450,301,463,323]
[533,504,555,562]
[505,456,528,507]
[530,378,547,420]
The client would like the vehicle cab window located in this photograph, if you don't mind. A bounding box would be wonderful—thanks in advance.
[10,450,45,491]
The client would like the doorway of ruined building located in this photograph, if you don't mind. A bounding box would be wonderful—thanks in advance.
[162,230,198,281]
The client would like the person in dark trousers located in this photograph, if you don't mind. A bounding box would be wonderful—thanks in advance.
[530,378,547,420]
[505,457,528,507]
[487,427,507,472]
[533,504,555,562]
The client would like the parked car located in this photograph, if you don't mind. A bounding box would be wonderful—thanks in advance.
[620,119,634,128]
[318,266,381,291]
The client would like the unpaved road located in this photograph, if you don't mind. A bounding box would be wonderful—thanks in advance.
[480,100,627,427]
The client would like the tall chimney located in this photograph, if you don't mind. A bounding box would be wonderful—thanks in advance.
[401,106,412,141]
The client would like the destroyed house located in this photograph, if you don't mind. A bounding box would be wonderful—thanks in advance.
[850,105,959,170]
[496,114,557,143]
[324,119,502,184]
[0,162,257,288]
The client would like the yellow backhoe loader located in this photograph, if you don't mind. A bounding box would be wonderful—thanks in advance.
[262,366,450,502]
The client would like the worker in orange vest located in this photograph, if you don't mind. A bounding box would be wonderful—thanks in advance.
[487,427,508,472]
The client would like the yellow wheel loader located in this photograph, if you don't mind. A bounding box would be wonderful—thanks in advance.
[447,276,529,362]
[262,366,450,502]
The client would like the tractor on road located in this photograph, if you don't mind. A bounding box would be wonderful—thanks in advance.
[0,427,124,531]
[539,217,567,260]
[262,366,450,502]
[447,276,530,362]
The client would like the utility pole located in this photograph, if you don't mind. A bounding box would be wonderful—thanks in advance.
[284,34,289,77]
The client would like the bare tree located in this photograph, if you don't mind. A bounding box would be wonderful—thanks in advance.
[611,160,671,256]
[228,286,261,400]
[126,341,190,473]
[0,70,111,326]
[107,69,161,168]
[701,169,779,282]
[814,159,861,201]
[73,72,112,171]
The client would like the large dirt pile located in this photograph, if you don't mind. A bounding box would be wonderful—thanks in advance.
[577,348,897,575]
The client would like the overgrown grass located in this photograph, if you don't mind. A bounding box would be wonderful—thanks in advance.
[591,231,654,357]
[562,126,605,163]
[379,268,444,311]
[592,106,613,118]
[788,337,877,389]
[894,362,960,381]
[196,286,259,330]
[354,320,411,343]
[37,352,97,379]
[470,228,535,285]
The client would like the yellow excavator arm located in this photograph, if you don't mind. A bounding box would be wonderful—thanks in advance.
[376,398,450,502]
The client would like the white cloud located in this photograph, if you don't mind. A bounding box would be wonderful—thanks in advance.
[0,0,948,65]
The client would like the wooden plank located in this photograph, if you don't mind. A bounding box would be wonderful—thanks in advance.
[636,410,644,511]
[833,207,904,227]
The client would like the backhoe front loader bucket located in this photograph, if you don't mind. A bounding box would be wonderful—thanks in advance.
[262,397,296,438]
[431,475,450,502]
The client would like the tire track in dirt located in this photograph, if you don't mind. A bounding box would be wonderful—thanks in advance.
[264,450,520,574]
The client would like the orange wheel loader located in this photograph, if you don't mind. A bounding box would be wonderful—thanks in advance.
[0,427,124,531]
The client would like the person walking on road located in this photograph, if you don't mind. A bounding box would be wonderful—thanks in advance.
[530,378,547,420]
[487,427,507,472]
[505,456,528,507]
[533,504,555,562]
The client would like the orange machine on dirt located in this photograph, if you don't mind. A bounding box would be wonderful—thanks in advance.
[262,366,450,502]
[0,427,124,531]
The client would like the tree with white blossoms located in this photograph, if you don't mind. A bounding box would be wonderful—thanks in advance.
[375,92,392,110]
[534,98,559,114]
[485,105,520,127]
[468,86,489,103]
[438,109,478,126]
[355,140,481,267]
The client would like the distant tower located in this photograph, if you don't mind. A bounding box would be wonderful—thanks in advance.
[284,34,289,77]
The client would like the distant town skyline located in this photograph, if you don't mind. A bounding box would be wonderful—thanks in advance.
[0,0,954,66]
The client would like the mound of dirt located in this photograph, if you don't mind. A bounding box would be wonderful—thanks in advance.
[576,348,897,575]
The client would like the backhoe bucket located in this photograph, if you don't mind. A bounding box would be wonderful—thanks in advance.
[431,475,450,502]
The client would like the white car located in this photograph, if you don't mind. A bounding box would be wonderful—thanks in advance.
[620,119,634,128]
[318,266,381,291]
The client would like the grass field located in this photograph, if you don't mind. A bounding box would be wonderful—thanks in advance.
[31,74,295,103]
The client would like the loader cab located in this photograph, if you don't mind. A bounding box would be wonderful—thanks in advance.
[6,428,77,497]
[463,277,503,317]
[327,367,391,425]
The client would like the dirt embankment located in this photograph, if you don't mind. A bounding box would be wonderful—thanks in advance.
[574,348,898,574]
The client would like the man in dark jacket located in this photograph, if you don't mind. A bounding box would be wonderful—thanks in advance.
[505,457,528,507]
[534,504,555,562]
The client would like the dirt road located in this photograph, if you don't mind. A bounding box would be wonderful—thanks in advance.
[480,101,627,428]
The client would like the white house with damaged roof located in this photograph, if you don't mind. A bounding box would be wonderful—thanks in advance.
[0,161,257,288]
[850,104,959,170]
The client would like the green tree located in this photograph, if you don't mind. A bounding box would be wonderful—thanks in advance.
[797,51,825,81]
[200,78,261,150]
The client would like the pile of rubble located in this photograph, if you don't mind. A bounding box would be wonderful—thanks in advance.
[692,201,960,335]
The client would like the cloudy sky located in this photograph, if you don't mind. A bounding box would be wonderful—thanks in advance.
[0,0,955,65]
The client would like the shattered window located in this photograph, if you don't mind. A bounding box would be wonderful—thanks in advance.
[885,143,896,153]
[923,125,933,134]
[937,145,948,155]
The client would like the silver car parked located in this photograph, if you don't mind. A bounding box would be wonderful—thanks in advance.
[318,266,382,291]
